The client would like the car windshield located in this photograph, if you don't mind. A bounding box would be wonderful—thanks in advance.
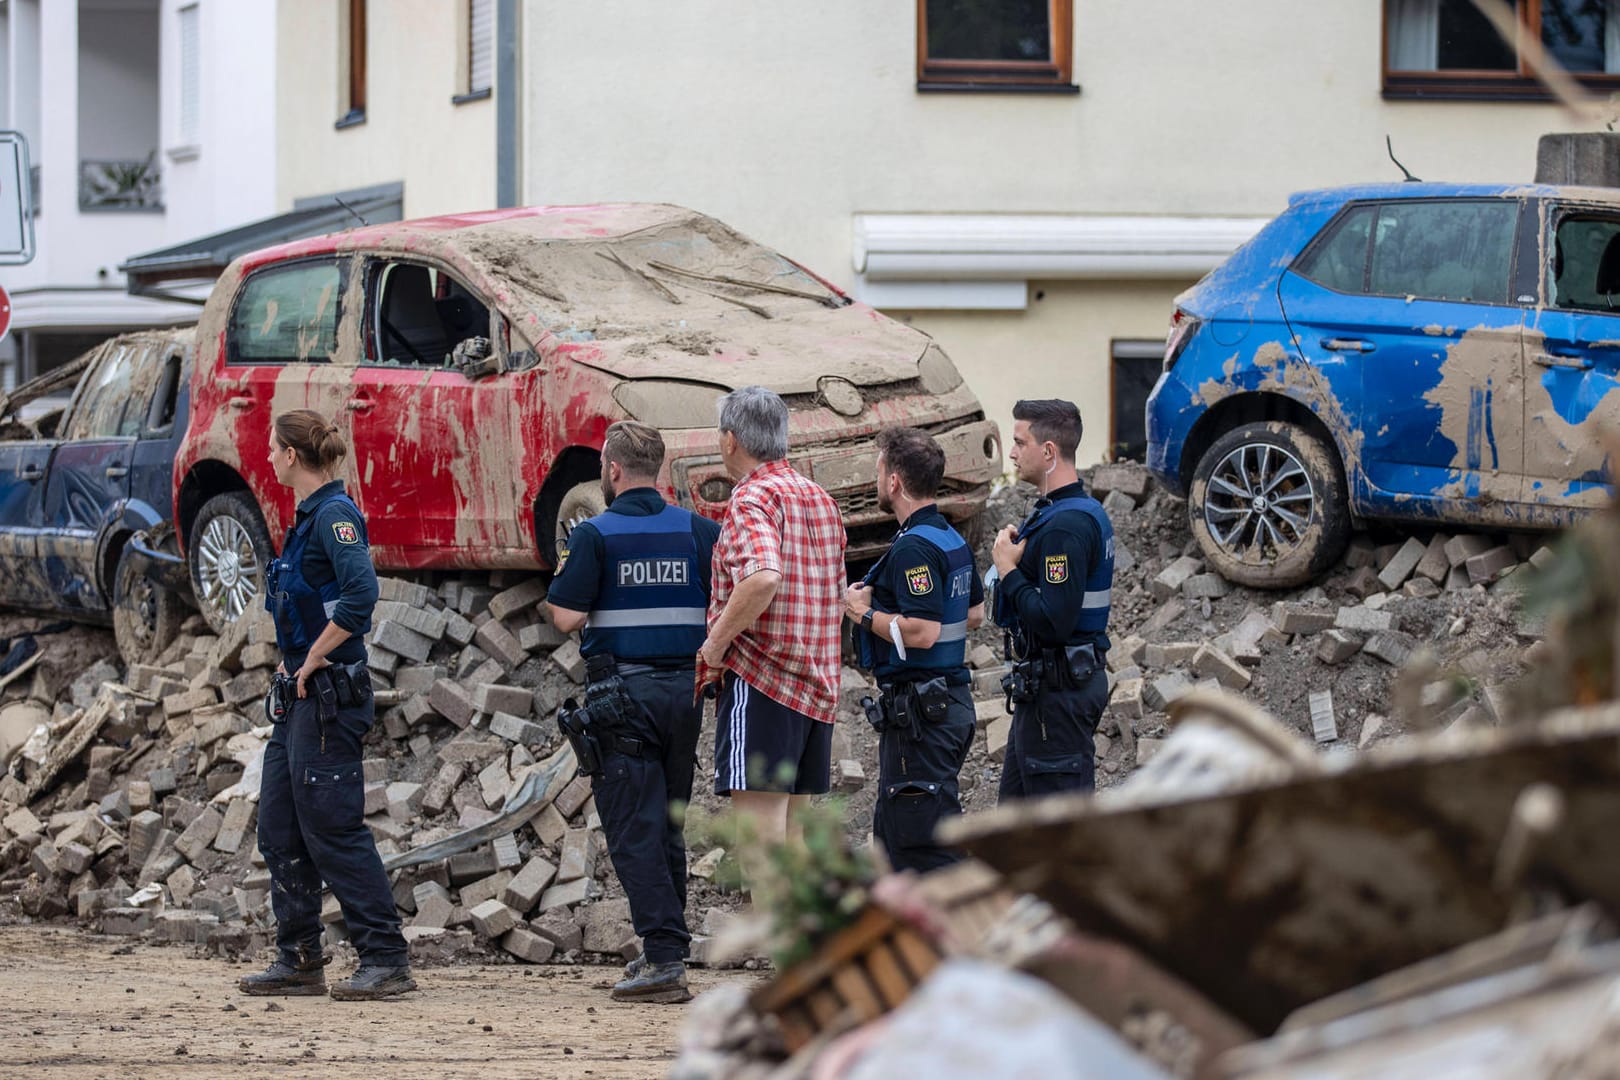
[471,215,841,328]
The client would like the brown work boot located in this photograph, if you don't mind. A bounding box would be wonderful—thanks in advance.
[238,954,330,996]
[329,964,418,1001]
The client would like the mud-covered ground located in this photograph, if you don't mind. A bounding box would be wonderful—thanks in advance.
[2,925,761,1079]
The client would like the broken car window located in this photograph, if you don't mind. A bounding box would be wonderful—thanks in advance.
[230,260,343,365]
[368,262,491,367]
[63,344,139,441]
[1552,215,1620,312]
[1367,200,1517,306]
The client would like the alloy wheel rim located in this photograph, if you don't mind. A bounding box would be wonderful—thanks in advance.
[196,515,260,623]
[1202,442,1316,564]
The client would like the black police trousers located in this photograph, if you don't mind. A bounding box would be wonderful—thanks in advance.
[258,691,407,967]
[998,665,1110,802]
[592,667,703,965]
[873,682,976,874]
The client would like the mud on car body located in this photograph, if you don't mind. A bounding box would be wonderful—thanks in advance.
[0,328,193,662]
[1146,182,1620,587]
[174,203,1001,632]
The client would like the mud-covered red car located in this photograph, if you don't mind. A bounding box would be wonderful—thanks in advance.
[0,328,193,662]
[1147,182,1620,587]
[174,203,1002,631]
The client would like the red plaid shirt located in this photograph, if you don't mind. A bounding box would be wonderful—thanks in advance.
[701,459,847,724]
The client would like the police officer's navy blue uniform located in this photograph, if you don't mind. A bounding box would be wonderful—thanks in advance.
[994,480,1114,800]
[857,505,981,873]
[257,481,408,974]
[547,488,719,971]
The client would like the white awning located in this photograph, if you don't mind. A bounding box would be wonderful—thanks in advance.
[851,212,1270,310]
[8,286,199,332]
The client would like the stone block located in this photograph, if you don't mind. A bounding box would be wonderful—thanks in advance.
[581,898,634,954]
[474,620,528,673]
[556,828,597,883]
[460,870,516,910]
[1335,606,1395,633]
[1143,673,1192,711]
[1377,536,1427,591]
[377,576,436,608]
[469,898,519,939]
[1152,556,1203,599]
[502,856,559,913]
[973,697,1006,728]
[550,639,586,684]
[477,682,533,716]
[1110,677,1144,718]
[488,577,548,622]
[502,926,557,963]
[519,620,569,652]
[420,761,466,815]
[835,759,866,793]
[532,803,569,847]
[985,715,1011,764]
[531,907,584,951]
[174,807,224,864]
[1466,545,1518,585]
[372,621,434,664]
[3,806,44,838]
[1090,462,1150,503]
[162,686,217,719]
[1181,573,1229,600]
[102,907,155,936]
[449,848,500,885]
[1415,534,1452,584]
[1142,641,1199,668]
[1140,599,1186,636]
[1315,629,1363,665]
[967,643,999,670]
[1344,566,1384,600]
[478,758,512,808]
[1308,690,1337,743]
[429,679,477,729]
[442,610,477,647]
[489,711,546,745]
[554,774,593,819]
[374,599,448,641]
[1445,533,1496,567]
[1364,631,1416,667]
[538,876,596,913]
[1191,645,1250,690]
[386,782,423,821]
[30,839,61,878]
[1101,489,1135,516]
[213,798,255,854]
[127,809,164,866]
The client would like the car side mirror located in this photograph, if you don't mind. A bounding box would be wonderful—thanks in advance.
[452,336,500,380]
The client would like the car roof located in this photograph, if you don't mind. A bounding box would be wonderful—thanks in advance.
[1287,181,1620,208]
[245,203,703,266]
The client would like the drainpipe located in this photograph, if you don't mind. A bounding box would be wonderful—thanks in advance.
[496,0,519,208]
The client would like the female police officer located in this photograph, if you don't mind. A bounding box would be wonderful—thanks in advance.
[238,410,415,1001]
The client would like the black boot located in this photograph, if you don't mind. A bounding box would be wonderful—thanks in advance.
[623,952,647,979]
[329,964,418,1001]
[611,960,691,1004]
[238,953,330,996]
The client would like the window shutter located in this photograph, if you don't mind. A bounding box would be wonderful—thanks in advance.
[179,5,201,144]
[469,0,494,93]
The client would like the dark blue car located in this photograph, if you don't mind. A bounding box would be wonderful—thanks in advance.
[1146,182,1620,586]
[0,328,193,661]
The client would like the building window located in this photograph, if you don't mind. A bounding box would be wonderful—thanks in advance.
[178,5,200,148]
[339,0,367,127]
[1385,0,1620,99]
[916,0,1076,91]
[469,0,493,96]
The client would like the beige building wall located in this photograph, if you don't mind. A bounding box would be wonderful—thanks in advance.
[276,0,494,215]
[522,0,1602,463]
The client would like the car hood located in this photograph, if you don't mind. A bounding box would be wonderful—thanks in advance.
[552,303,927,393]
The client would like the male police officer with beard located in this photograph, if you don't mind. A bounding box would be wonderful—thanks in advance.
[546,421,719,1004]
[844,427,984,873]
[990,399,1114,801]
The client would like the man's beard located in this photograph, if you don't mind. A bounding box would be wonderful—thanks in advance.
[600,475,616,507]
[877,487,892,515]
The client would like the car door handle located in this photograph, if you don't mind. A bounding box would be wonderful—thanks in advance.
[1531,352,1594,371]
[105,466,129,479]
[19,465,43,481]
[1321,338,1375,353]
[345,397,374,413]
[227,396,254,410]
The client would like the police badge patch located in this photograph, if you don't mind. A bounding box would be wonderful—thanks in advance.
[1045,554,1068,583]
[905,565,934,595]
[332,521,360,545]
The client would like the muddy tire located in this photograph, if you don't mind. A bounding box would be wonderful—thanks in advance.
[554,481,607,565]
[112,543,183,667]
[1188,421,1350,589]
[189,492,274,634]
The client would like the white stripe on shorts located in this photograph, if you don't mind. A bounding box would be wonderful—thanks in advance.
[729,677,746,791]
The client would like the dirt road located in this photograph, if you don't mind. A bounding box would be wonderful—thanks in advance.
[2,927,759,1078]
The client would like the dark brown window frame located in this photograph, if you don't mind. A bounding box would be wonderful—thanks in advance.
[338,0,367,128]
[916,0,1078,93]
[1383,0,1620,101]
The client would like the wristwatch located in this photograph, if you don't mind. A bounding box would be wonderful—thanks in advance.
[861,609,875,632]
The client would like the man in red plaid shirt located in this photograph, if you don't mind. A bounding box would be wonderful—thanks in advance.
[698,386,847,847]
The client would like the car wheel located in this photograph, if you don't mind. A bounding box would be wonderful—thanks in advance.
[189,491,274,634]
[1188,421,1350,588]
[112,542,182,667]
[554,480,607,565]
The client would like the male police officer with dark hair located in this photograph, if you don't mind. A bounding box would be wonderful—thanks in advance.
[545,421,719,1005]
[990,399,1114,801]
[843,427,984,873]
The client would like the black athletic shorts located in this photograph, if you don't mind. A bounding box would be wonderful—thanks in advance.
[713,672,833,795]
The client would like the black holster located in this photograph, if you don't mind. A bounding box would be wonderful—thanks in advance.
[558,653,636,775]
[876,675,952,739]
[558,697,603,775]
[265,673,295,725]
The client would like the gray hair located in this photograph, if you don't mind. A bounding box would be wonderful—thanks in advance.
[717,385,789,461]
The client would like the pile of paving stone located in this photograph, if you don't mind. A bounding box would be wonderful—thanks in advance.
[0,572,751,968]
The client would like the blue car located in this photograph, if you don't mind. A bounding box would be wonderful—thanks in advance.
[1146,182,1620,587]
[0,328,193,661]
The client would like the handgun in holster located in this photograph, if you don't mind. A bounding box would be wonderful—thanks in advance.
[558,697,603,775]
[265,673,295,725]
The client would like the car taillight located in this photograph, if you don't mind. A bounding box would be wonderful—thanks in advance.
[1164,308,1200,372]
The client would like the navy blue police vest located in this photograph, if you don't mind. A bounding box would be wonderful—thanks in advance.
[582,502,708,662]
[994,494,1114,638]
[266,489,367,658]
[859,522,974,680]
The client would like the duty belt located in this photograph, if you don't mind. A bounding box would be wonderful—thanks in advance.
[1001,643,1100,712]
